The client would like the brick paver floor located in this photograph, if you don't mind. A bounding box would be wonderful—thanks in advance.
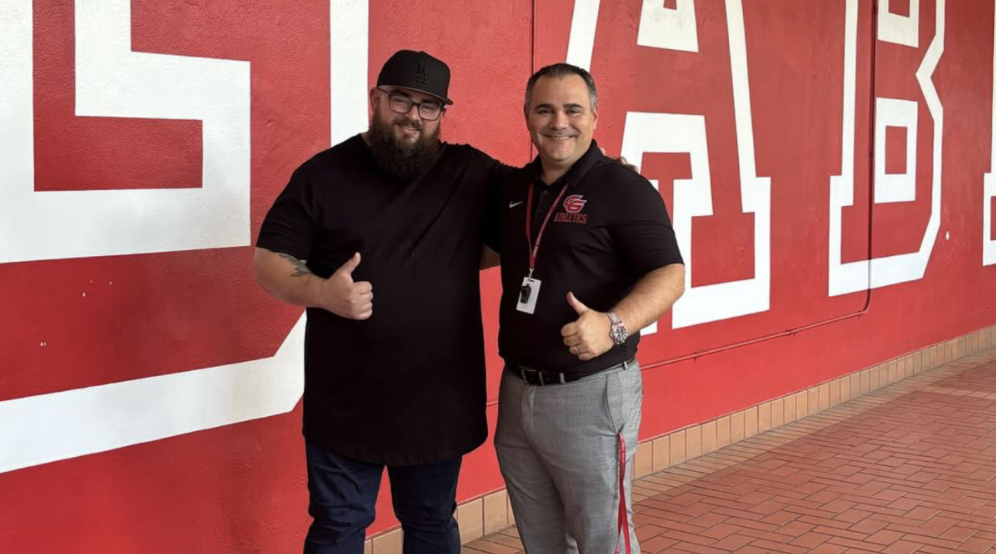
[464,347,996,554]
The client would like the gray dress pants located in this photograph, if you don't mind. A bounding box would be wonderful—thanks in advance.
[495,360,642,554]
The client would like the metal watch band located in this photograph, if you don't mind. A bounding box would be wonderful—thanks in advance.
[607,311,622,326]
[606,311,628,345]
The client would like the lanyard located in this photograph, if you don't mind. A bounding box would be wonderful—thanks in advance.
[525,180,569,279]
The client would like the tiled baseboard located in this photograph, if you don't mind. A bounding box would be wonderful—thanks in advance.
[629,325,996,481]
[363,324,996,553]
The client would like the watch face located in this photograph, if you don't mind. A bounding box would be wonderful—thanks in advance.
[612,326,627,344]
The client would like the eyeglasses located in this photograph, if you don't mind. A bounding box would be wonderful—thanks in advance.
[377,88,446,121]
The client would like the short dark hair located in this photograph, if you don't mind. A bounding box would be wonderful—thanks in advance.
[523,63,599,115]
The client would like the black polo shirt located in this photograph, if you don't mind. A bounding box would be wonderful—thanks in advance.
[257,134,507,465]
[489,140,683,374]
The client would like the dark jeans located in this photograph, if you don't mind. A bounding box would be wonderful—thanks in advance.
[303,441,462,554]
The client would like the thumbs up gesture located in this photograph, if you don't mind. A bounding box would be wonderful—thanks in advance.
[560,292,613,361]
[318,253,374,320]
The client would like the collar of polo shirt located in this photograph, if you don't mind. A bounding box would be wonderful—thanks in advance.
[527,139,605,188]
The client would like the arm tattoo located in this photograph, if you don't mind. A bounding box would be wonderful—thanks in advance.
[277,253,312,278]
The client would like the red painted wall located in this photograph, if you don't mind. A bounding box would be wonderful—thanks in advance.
[2,0,995,552]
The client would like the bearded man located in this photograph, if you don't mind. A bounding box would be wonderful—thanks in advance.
[254,50,507,554]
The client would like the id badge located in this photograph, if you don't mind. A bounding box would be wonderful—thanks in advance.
[517,277,541,314]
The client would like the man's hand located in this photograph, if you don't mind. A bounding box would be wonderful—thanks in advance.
[617,156,639,174]
[598,146,640,174]
[561,292,613,361]
[315,253,374,320]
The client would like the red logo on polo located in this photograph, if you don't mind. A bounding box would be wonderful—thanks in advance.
[563,195,587,213]
[556,195,588,224]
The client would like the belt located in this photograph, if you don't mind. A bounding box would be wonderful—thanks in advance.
[506,359,633,387]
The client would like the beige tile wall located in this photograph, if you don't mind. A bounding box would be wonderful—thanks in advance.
[364,324,996,552]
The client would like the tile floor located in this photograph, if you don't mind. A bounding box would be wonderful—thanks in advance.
[463,348,996,554]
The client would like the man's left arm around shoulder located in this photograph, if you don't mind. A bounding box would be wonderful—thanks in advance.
[561,263,685,361]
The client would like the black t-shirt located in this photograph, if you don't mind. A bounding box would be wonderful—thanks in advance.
[489,140,684,373]
[257,134,508,465]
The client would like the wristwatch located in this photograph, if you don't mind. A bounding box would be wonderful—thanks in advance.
[606,311,628,345]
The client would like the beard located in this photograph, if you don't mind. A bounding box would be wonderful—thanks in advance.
[367,115,443,183]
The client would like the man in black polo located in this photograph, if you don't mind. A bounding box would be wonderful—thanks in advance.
[254,50,506,554]
[489,63,685,554]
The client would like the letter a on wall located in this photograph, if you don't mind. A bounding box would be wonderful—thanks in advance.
[568,0,772,331]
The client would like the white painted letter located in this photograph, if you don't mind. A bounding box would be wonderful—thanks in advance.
[984,1,996,266]
[0,0,251,264]
[613,0,771,330]
[828,0,944,295]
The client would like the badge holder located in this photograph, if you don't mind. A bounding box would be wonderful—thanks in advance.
[518,182,566,316]
[517,276,541,314]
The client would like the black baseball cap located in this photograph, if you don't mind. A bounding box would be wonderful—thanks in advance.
[376,50,453,105]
